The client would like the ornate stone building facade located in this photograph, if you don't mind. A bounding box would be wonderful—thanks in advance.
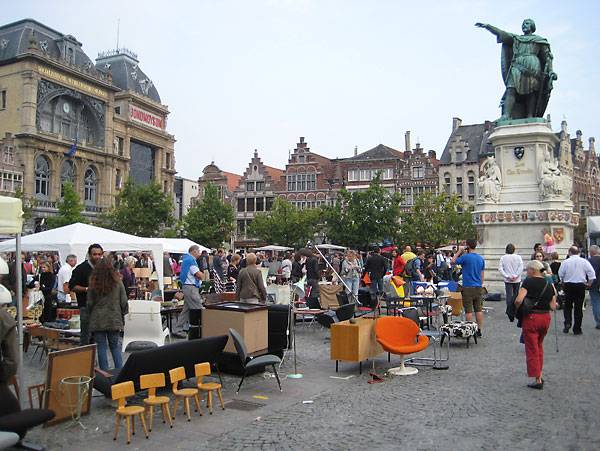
[278,137,343,208]
[195,162,241,206]
[340,132,439,212]
[555,120,599,218]
[234,150,284,247]
[438,117,495,207]
[0,19,176,231]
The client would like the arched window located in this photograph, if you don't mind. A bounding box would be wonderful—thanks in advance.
[34,155,50,198]
[84,167,97,206]
[60,160,75,197]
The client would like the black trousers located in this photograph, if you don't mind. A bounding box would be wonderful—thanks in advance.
[188,309,202,340]
[563,282,586,332]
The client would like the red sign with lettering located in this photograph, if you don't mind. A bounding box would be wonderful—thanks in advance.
[129,105,164,130]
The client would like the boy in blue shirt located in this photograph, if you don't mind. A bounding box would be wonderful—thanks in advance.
[453,239,485,336]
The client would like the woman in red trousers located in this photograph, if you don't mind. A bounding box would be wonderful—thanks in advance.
[514,260,557,389]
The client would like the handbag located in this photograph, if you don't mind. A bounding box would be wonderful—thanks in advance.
[515,281,549,320]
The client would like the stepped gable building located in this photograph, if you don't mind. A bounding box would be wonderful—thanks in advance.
[0,18,175,231]
[555,120,600,218]
[278,137,343,208]
[234,150,284,247]
[438,117,494,206]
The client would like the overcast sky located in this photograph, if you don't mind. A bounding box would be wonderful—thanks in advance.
[6,0,600,179]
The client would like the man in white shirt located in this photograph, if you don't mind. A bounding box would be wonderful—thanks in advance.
[558,246,596,335]
[498,243,523,318]
[56,255,77,303]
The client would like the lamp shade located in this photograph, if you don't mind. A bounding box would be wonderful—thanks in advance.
[0,284,12,304]
[0,256,8,275]
[0,196,23,234]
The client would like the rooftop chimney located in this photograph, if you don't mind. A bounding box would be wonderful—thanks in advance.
[405,131,411,152]
[354,145,358,157]
[452,117,462,131]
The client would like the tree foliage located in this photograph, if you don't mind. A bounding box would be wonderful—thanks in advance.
[47,182,86,229]
[248,198,321,247]
[101,181,174,237]
[183,183,235,248]
[398,192,475,248]
[322,175,402,249]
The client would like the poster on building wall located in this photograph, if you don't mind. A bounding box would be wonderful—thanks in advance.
[129,104,165,130]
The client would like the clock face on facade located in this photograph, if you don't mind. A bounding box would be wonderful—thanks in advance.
[63,102,70,114]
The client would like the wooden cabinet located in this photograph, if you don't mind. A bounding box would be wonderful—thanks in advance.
[330,317,383,373]
[203,302,268,354]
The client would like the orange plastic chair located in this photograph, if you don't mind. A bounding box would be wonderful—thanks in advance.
[169,367,202,422]
[140,373,173,431]
[375,316,429,376]
[194,363,225,414]
[111,381,149,444]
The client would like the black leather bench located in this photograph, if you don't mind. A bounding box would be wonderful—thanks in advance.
[94,335,228,397]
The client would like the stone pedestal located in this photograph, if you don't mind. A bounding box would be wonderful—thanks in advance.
[473,121,579,292]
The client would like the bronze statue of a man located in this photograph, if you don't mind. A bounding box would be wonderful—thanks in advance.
[476,19,557,121]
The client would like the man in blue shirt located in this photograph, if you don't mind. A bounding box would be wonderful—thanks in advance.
[453,239,485,336]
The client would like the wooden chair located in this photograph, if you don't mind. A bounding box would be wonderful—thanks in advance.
[194,363,225,415]
[140,373,173,431]
[111,381,149,444]
[168,367,201,422]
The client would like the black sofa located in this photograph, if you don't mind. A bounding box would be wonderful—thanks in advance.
[0,384,55,447]
[94,335,228,397]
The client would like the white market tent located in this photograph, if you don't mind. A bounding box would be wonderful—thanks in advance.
[254,245,293,252]
[317,244,347,251]
[147,237,209,254]
[0,222,166,290]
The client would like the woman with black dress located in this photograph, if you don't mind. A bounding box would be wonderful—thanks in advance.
[291,252,305,284]
[227,254,241,281]
[39,262,56,323]
[513,260,558,389]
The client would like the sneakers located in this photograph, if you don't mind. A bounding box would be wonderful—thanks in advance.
[573,330,583,335]
[563,326,570,334]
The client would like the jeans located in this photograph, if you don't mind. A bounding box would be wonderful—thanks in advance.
[504,282,521,311]
[79,306,90,346]
[522,312,550,378]
[94,330,123,371]
[563,282,586,332]
[589,288,600,327]
[370,277,384,296]
[343,277,360,299]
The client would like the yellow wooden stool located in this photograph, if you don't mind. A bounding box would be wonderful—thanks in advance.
[169,367,202,421]
[111,381,149,444]
[194,362,225,414]
[140,373,173,431]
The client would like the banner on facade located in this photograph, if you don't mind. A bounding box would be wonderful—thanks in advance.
[129,104,165,130]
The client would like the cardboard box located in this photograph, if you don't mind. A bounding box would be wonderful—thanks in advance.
[449,291,463,301]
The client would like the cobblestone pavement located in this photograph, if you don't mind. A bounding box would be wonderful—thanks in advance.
[21,303,600,451]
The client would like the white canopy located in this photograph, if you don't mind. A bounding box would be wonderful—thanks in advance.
[317,244,347,251]
[147,237,209,254]
[254,245,293,252]
[0,222,165,291]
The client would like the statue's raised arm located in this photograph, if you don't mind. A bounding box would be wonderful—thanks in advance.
[475,22,513,43]
[475,18,556,122]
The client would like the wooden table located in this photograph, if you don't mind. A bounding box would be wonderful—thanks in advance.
[160,305,183,333]
[330,317,383,374]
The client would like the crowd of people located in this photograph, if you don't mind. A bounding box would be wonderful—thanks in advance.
[3,235,600,390]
